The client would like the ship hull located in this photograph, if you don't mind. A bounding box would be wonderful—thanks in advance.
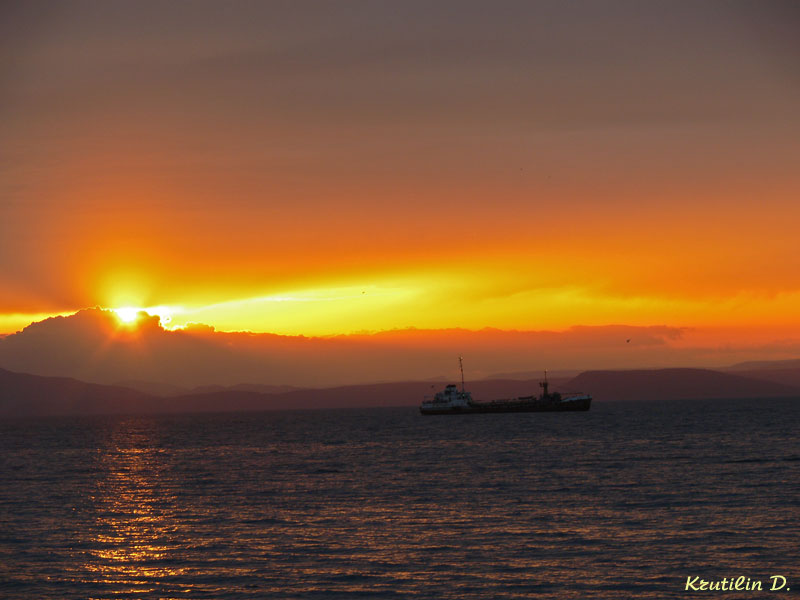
[420,396,591,415]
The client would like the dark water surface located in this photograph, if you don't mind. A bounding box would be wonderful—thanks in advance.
[1,399,798,599]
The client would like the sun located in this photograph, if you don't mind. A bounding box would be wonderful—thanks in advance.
[114,307,142,324]
[112,305,179,327]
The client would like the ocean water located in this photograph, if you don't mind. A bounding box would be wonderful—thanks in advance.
[1,399,798,599]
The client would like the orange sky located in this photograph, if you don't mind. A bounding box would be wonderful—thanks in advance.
[2,2,800,358]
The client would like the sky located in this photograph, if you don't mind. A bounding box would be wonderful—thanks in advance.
[2,1,800,378]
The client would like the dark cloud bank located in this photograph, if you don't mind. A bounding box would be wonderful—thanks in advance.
[3,310,800,416]
[0,308,696,388]
[0,308,792,390]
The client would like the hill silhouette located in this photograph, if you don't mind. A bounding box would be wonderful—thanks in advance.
[2,366,798,417]
[0,367,156,416]
[567,368,800,402]
[725,368,800,389]
[727,358,800,371]
[0,367,562,416]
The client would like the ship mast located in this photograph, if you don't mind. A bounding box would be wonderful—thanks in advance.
[459,356,465,393]
[539,369,549,397]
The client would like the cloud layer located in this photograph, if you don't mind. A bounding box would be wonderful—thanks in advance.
[2,309,798,388]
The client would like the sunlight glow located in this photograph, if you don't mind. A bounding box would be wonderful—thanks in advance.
[114,307,140,323]
[113,305,180,327]
[96,274,800,337]
[167,283,420,335]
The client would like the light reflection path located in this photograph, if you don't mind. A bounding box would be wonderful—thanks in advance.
[84,420,186,596]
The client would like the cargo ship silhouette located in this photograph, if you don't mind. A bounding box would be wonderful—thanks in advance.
[420,358,591,415]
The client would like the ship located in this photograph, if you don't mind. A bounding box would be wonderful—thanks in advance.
[419,357,591,415]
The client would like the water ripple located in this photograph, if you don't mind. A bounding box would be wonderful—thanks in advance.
[0,399,798,598]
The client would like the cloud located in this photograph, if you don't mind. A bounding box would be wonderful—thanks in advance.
[2,308,793,388]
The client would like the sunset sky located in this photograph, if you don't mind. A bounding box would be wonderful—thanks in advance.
[2,2,800,362]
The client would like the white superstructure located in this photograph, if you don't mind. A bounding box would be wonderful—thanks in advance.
[420,384,473,411]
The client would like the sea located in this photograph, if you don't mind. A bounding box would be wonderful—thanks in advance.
[1,398,798,599]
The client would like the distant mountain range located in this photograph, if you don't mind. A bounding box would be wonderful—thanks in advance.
[725,358,800,371]
[113,380,307,397]
[1,365,799,417]
[481,369,581,381]
[569,368,799,402]
[0,368,154,417]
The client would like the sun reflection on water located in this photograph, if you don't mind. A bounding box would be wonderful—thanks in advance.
[84,421,187,594]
